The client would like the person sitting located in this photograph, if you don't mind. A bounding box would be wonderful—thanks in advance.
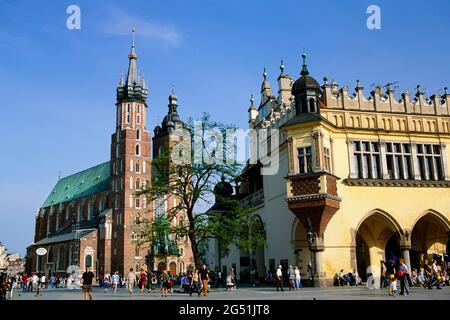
[337,269,348,286]
[226,274,235,291]
[180,274,191,293]
[410,269,418,286]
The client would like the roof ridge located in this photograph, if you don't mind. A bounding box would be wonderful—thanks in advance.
[58,161,110,181]
[41,161,110,209]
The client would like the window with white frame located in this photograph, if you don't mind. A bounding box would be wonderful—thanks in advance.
[385,142,413,180]
[324,147,331,173]
[135,178,140,190]
[135,246,141,257]
[298,146,313,174]
[153,197,167,217]
[135,196,140,208]
[126,104,130,124]
[352,141,381,179]
[135,160,140,173]
[135,144,140,156]
[416,144,444,180]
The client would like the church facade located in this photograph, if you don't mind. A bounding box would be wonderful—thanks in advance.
[207,55,450,287]
[26,32,193,277]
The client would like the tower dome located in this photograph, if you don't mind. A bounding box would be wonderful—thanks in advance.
[292,53,321,94]
[291,53,321,114]
[213,177,233,198]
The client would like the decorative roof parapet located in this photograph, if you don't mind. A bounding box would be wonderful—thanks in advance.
[322,79,450,116]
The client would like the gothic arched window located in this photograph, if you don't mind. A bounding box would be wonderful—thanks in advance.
[135,178,140,190]
[135,160,140,173]
[136,129,140,140]
[135,144,140,156]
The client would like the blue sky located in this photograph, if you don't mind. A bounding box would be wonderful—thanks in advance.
[0,0,449,255]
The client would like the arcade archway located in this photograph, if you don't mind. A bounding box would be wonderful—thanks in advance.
[411,211,450,270]
[250,216,266,279]
[355,210,401,284]
[291,218,312,277]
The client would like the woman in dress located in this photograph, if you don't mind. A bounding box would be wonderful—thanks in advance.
[139,269,147,293]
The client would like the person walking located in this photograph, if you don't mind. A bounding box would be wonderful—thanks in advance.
[104,272,111,293]
[50,274,56,289]
[215,268,223,288]
[22,273,28,293]
[230,267,237,290]
[190,269,200,296]
[199,264,210,297]
[380,261,388,288]
[81,267,95,300]
[287,265,295,290]
[161,270,170,297]
[40,274,46,290]
[276,265,284,292]
[127,268,137,296]
[294,266,302,290]
[31,273,38,294]
[139,269,147,293]
[112,271,120,293]
[398,258,410,296]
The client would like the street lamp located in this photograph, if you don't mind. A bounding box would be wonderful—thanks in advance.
[305,217,315,283]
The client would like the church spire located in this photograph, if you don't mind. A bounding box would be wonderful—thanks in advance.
[127,27,138,86]
[117,27,148,103]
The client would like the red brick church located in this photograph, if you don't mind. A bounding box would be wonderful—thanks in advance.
[26,30,193,277]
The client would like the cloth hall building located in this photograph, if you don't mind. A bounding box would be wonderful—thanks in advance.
[26,32,193,277]
[207,54,450,287]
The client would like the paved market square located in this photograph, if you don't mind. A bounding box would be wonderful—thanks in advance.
[9,285,450,300]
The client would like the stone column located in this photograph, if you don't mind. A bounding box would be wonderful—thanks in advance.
[400,229,412,272]
[310,236,326,287]
[367,246,383,289]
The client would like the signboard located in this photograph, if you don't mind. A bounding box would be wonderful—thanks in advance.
[36,247,47,256]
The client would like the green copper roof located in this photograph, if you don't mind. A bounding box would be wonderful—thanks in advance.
[41,162,110,208]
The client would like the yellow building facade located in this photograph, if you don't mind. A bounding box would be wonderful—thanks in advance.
[245,55,450,287]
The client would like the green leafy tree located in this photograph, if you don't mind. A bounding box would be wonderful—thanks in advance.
[136,113,266,269]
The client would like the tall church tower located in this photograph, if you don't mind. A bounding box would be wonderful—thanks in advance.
[110,29,152,274]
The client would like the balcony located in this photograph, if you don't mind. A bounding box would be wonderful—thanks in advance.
[285,171,341,237]
[240,189,265,208]
[286,172,339,201]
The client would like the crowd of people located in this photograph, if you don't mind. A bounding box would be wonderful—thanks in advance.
[79,264,239,300]
[381,258,449,296]
[0,271,73,300]
[2,257,449,300]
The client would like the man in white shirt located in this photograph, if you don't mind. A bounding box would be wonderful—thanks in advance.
[40,275,46,289]
[112,271,120,293]
[127,268,137,296]
[276,265,284,292]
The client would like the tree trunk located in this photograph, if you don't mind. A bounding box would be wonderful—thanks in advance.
[186,207,202,270]
[188,232,202,270]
